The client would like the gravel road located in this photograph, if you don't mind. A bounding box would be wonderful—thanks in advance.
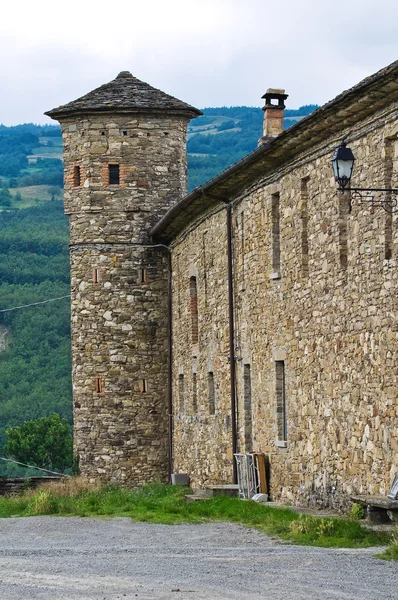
[0,517,396,599]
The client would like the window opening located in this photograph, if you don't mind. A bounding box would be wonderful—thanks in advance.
[95,376,103,394]
[192,373,198,413]
[178,374,185,414]
[93,268,99,284]
[140,379,148,393]
[208,372,215,415]
[138,268,148,284]
[271,193,281,273]
[384,139,394,260]
[240,211,246,289]
[339,192,349,270]
[275,361,287,441]
[300,178,309,276]
[243,364,253,451]
[73,166,81,187]
[190,276,198,345]
[109,164,120,185]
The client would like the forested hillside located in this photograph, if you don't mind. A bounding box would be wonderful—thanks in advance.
[0,104,317,474]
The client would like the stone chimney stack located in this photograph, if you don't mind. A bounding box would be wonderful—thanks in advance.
[258,88,288,145]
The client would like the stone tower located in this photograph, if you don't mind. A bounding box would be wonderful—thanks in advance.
[46,72,201,485]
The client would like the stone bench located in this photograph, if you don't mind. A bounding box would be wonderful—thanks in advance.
[350,495,398,524]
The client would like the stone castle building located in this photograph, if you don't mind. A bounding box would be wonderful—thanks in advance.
[47,60,398,508]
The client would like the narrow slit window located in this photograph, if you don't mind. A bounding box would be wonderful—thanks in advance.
[243,364,253,451]
[73,166,81,187]
[339,193,349,270]
[178,374,185,414]
[240,211,246,289]
[271,193,281,273]
[93,268,99,284]
[190,276,198,345]
[300,178,309,276]
[384,139,394,260]
[109,164,120,185]
[208,371,215,415]
[138,268,148,284]
[192,373,198,413]
[140,379,148,393]
[275,361,287,441]
[95,376,103,394]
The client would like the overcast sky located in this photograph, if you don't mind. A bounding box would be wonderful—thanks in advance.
[1,0,397,125]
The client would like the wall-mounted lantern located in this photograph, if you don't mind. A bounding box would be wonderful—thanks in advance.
[332,141,398,212]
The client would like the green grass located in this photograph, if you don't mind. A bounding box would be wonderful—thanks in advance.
[0,480,393,553]
[378,528,398,560]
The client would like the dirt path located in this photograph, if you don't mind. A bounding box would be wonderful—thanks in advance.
[0,517,396,599]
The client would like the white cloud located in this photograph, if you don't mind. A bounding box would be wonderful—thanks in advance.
[0,0,397,124]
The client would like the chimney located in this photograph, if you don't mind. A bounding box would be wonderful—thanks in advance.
[258,88,288,145]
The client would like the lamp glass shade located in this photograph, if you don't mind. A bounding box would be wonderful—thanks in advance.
[332,142,355,188]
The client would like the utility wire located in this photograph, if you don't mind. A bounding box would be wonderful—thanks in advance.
[0,456,66,477]
[0,294,70,314]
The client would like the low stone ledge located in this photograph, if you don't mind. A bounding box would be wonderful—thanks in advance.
[351,495,398,524]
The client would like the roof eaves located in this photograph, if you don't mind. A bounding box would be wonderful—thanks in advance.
[151,60,398,243]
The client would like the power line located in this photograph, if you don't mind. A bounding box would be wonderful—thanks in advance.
[0,294,70,314]
[0,456,66,477]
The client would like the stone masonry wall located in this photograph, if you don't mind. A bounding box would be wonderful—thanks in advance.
[172,103,398,510]
[60,113,190,485]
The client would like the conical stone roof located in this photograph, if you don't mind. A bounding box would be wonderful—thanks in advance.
[45,71,202,119]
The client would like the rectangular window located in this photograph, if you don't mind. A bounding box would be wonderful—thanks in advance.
[140,379,148,394]
[178,374,185,414]
[300,178,309,276]
[94,376,103,394]
[137,268,148,284]
[339,192,349,270]
[108,164,120,185]
[384,139,394,260]
[73,165,81,187]
[271,193,281,274]
[93,268,99,284]
[192,373,198,413]
[243,364,252,451]
[208,371,215,415]
[275,361,287,441]
[240,211,246,290]
[190,276,198,345]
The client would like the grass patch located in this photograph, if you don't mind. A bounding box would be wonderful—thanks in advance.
[378,527,398,560]
[0,479,393,553]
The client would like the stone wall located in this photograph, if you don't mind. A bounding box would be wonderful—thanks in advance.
[171,102,398,509]
[60,113,190,486]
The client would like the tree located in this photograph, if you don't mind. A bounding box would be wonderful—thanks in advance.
[3,414,73,473]
[0,186,11,206]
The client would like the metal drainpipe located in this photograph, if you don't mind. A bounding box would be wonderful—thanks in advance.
[226,203,238,484]
[167,250,173,483]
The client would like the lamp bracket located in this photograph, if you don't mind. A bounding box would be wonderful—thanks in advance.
[338,187,398,213]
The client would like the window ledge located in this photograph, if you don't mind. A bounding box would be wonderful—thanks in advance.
[269,271,281,280]
[275,440,288,448]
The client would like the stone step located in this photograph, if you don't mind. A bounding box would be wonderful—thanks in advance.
[185,484,240,503]
[206,484,240,498]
